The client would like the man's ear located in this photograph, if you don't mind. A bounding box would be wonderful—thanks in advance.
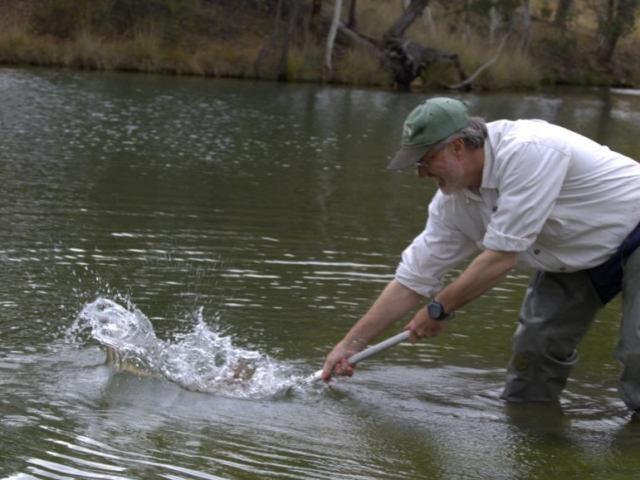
[451,137,465,156]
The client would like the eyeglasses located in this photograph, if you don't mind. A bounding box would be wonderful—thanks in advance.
[416,148,438,169]
[416,157,431,169]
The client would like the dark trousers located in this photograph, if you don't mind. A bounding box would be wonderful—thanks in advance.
[501,248,640,411]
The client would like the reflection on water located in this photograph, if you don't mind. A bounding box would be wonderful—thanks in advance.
[2,68,640,478]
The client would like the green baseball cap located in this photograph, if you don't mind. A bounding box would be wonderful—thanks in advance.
[388,97,470,170]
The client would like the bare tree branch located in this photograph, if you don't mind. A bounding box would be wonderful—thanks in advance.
[445,32,509,89]
[325,0,343,74]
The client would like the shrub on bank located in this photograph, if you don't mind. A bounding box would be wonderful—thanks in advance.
[333,47,393,87]
[0,1,638,90]
[29,0,202,42]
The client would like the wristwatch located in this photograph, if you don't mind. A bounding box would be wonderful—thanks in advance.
[427,300,453,321]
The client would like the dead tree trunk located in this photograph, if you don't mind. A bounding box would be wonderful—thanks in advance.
[255,0,285,79]
[384,0,430,38]
[553,0,574,29]
[312,0,322,18]
[325,0,343,75]
[382,37,466,88]
[328,0,467,88]
[520,0,532,51]
[596,0,639,68]
[347,0,357,29]
[381,0,467,88]
[278,0,300,81]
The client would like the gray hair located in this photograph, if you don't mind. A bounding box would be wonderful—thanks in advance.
[430,117,487,152]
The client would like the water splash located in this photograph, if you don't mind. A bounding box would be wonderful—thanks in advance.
[73,297,307,398]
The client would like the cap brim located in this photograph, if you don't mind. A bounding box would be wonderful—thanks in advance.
[387,145,429,170]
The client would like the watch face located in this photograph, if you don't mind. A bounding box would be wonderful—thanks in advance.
[428,302,444,319]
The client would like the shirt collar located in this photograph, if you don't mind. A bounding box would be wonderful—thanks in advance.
[480,140,497,189]
[462,142,495,202]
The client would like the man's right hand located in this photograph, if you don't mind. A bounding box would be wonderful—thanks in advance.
[319,341,362,382]
[318,280,424,382]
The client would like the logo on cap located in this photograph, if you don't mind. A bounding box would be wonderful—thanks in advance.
[403,124,412,140]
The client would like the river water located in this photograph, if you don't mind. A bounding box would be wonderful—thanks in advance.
[1,67,640,479]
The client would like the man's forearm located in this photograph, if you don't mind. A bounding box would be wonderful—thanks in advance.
[341,279,424,349]
[436,249,518,313]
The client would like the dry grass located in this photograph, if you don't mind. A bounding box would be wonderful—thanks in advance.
[356,0,404,38]
[285,42,324,82]
[0,1,639,90]
[333,45,393,86]
[64,30,115,70]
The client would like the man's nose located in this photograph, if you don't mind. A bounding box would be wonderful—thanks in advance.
[417,165,431,178]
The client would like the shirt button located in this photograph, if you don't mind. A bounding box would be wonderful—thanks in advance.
[560,266,567,272]
[534,249,540,255]
[492,206,498,212]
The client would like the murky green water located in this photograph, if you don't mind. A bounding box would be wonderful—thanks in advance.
[1,67,640,479]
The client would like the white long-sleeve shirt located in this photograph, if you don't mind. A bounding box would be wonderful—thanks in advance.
[396,119,640,298]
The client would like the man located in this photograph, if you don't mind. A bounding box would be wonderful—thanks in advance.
[320,97,640,414]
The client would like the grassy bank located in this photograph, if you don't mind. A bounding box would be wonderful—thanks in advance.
[1,1,639,91]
